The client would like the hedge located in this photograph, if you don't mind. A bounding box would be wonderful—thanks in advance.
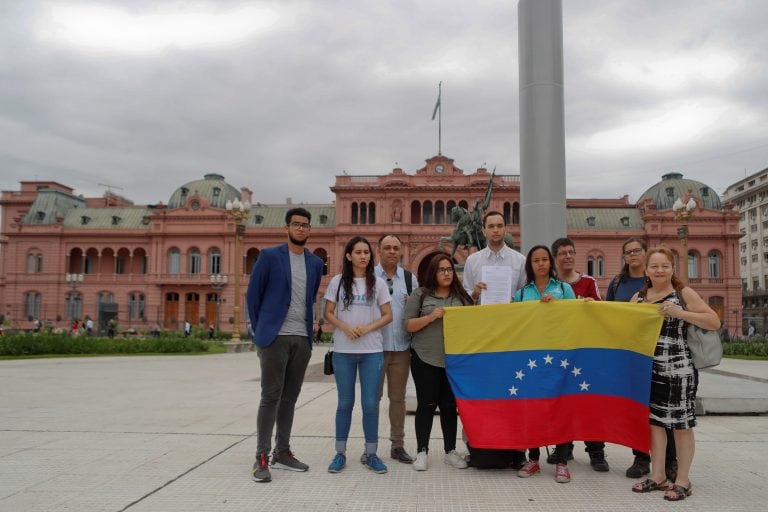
[0,333,217,356]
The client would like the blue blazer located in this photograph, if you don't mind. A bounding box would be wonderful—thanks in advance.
[246,244,324,348]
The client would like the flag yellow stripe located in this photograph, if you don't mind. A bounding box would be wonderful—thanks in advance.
[443,300,663,356]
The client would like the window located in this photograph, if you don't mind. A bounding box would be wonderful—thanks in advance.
[98,292,114,305]
[209,249,222,274]
[503,202,511,225]
[435,200,445,224]
[351,202,358,224]
[368,201,376,224]
[189,249,201,274]
[254,214,264,224]
[111,216,121,225]
[665,187,674,198]
[27,252,43,273]
[741,243,747,252]
[741,257,747,266]
[81,216,91,225]
[168,248,181,274]
[116,255,125,274]
[512,202,520,225]
[586,216,596,227]
[749,208,757,220]
[620,217,630,227]
[211,187,221,207]
[128,293,145,320]
[587,257,595,276]
[764,253,768,263]
[24,292,41,320]
[688,252,698,278]
[753,279,760,290]
[360,202,367,225]
[66,292,82,320]
[319,214,328,225]
[752,254,758,263]
[596,256,605,277]
[422,201,433,225]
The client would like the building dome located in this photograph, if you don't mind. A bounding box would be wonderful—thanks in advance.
[167,173,240,209]
[637,172,723,210]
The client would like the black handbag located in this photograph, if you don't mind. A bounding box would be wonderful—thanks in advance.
[323,349,334,375]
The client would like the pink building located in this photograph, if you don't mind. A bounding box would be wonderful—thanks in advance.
[0,156,741,335]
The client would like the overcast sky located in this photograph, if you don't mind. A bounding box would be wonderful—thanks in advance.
[1,0,767,207]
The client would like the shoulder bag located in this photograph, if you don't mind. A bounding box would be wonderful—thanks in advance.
[677,291,723,369]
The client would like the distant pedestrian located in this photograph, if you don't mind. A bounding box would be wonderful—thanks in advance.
[107,319,117,339]
[33,318,41,333]
[208,323,215,340]
[184,321,191,337]
[85,318,94,336]
[747,322,756,338]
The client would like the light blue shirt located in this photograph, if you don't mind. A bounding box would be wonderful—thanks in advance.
[375,264,418,351]
[514,278,576,302]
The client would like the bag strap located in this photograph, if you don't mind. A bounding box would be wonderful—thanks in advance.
[403,269,413,295]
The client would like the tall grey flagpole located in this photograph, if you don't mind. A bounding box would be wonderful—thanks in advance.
[432,82,442,155]
[518,0,567,252]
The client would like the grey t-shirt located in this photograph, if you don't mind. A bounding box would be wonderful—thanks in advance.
[279,250,308,336]
[403,288,467,368]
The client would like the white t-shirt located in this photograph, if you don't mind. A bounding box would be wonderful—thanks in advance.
[324,275,391,353]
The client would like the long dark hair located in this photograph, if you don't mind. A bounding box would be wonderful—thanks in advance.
[422,253,473,305]
[639,245,684,297]
[524,245,556,284]
[340,236,376,309]
[617,237,648,283]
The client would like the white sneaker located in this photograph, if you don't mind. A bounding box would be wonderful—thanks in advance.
[413,450,428,471]
[444,449,468,469]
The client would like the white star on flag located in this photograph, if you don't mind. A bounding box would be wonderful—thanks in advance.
[527,359,537,370]
[543,354,554,364]
[560,358,570,369]
[571,367,581,377]
[515,370,525,380]
[509,386,518,396]
[579,381,590,391]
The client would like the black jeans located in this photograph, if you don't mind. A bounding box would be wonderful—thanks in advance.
[528,444,571,464]
[256,335,311,455]
[410,349,458,454]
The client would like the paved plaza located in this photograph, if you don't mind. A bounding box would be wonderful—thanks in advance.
[1,350,767,512]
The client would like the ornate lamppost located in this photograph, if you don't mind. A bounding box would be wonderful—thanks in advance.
[209,273,228,335]
[225,198,250,342]
[64,273,84,321]
[673,193,697,285]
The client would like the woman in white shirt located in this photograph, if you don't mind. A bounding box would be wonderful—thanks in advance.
[324,236,393,474]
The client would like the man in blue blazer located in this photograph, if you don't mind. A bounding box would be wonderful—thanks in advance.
[247,207,324,483]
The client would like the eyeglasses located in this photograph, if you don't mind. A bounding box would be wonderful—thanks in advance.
[386,277,394,295]
[289,222,311,230]
[557,250,576,257]
[437,267,455,275]
[623,248,644,256]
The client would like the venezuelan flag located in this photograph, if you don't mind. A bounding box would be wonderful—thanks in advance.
[444,300,663,453]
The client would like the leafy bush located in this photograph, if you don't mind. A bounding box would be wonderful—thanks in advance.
[0,332,217,356]
[723,338,768,358]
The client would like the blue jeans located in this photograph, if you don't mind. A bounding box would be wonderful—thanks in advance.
[333,351,384,454]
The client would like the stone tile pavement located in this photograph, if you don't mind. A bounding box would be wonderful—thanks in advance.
[1,351,767,511]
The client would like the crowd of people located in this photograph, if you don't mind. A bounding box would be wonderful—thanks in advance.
[245,207,720,502]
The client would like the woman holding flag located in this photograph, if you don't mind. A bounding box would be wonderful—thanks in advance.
[513,245,576,483]
[404,253,473,472]
[630,246,719,501]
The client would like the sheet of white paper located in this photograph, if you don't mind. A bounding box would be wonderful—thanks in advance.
[480,265,513,304]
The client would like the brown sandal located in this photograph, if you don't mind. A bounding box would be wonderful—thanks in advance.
[664,482,693,501]
[632,478,669,493]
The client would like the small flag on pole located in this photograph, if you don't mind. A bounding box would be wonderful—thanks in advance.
[431,82,441,120]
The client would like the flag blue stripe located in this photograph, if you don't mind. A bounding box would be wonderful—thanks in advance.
[446,348,652,404]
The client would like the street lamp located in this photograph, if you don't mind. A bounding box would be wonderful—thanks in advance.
[225,198,251,342]
[209,273,228,335]
[673,193,697,285]
[64,273,84,320]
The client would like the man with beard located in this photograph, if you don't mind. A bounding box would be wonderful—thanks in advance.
[247,207,324,483]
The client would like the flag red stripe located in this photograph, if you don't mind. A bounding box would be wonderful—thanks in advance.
[457,394,650,453]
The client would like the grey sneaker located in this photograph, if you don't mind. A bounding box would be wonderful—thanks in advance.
[271,449,309,472]
[252,452,271,482]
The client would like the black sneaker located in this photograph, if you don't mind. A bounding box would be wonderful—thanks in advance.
[589,451,610,472]
[546,445,574,464]
[666,459,678,482]
[391,447,414,464]
[625,456,650,478]
[271,449,309,472]
[252,452,271,482]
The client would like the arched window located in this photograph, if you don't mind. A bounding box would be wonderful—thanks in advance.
[411,201,421,224]
[708,251,721,278]
[168,248,181,274]
[458,200,469,210]
[189,248,201,274]
[209,249,222,274]
[503,202,512,225]
[246,248,260,274]
[24,292,41,320]
[435,201,445,224]
[128,293,145,321]
[597,256,605,277]
[27,252,43,273]
[587,256,605,277]
[688,251,699,279]
[360,202,367,225]
[313,248,329,276]
[351,202,359,224]
[512,202,520,225]
[423,201,433,225]
[368,202,376,224]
